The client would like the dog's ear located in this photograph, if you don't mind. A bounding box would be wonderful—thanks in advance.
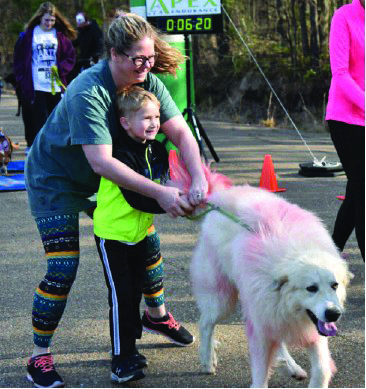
[338,262,354,287]
[344,271,354,286]
[273,275,289,291]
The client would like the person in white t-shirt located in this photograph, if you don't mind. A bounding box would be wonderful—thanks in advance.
[13,2,76,148]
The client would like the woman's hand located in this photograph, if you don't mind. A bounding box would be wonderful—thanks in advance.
[156,186,194,218]
[82,144,192,218]
[160,116,209,207]
[188,174,209,206]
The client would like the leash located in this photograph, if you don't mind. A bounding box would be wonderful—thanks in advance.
[221,5,323,166]
[188,202,255,233]
[50,65,67,95]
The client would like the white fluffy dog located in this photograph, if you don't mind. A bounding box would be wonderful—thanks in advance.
[189,184,353,388]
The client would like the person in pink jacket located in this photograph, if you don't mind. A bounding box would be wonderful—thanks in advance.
[326,0,365,260]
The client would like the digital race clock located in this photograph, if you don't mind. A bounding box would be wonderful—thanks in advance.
[147,14,223,34]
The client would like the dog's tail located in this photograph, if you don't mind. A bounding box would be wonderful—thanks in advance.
[168,150,232,194]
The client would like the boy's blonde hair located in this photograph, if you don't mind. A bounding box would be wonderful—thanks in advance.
[105,12,186,76]
[116,86,160,118]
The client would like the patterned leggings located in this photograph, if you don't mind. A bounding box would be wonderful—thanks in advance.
[33,214,165,348]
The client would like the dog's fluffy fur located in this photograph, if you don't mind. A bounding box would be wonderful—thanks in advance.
[189,184,353,388]
[169,158,353,388]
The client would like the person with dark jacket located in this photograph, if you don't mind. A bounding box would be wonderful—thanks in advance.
[13,2,76,148]
[4,71,35,151]
[72,12,104,74]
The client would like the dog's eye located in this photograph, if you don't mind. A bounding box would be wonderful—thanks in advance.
[306,285,318,293]
[331,282,338,290]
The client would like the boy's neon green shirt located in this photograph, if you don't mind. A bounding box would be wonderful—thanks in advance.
[94,177,154,243]
[94,135,169,243]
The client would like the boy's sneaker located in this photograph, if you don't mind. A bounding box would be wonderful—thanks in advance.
[142,310,195,346]
[111,356,145,383]
[110,349,148,368]
[131,349,148,368]
[27,353,64,388]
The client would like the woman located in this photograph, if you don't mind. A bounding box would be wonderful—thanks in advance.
[326,0,365,260]
[13,2,76,148]
[25,12,208,388]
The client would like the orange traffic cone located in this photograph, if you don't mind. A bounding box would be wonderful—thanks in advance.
[259,154,286,192]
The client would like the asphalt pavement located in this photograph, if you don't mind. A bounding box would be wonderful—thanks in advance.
[0,92,364,388]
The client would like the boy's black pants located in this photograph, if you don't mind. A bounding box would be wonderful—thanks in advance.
[95,235,147,357]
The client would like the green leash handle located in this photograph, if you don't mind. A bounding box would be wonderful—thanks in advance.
[50,65,66,95]
[187,202,254,232]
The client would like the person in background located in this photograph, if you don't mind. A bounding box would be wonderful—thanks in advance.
[326,0,365,260]
[25,12,207,388]
[13,1,76,150]
[7,59,35,153]
[70,11,104,78]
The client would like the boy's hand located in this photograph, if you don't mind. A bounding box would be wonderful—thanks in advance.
[157,186,193,218]
[178,194,195,217]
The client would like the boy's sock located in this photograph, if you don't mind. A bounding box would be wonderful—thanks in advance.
[148,313,170,322]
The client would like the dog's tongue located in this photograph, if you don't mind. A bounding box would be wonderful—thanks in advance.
[318,320,337,336]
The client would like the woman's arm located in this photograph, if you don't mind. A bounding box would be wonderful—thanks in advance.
[82,143,193,217]
[13,33,26,84]
[120,187,165,214]
[160,115,208,205]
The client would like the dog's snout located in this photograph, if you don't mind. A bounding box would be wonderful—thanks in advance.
[325,308,341,322]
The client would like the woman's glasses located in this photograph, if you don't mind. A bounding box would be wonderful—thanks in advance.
[120,51,158,67]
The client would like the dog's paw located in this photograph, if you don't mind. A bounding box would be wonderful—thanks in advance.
[292,369,308,381]
[212,351,218,369]
[277,359,308,381]
[201,350,217,375]
[202,364,216,375]
[213,339,221,350]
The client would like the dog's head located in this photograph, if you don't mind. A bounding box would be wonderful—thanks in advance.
[0,128,13,175]
[273,252,353,336]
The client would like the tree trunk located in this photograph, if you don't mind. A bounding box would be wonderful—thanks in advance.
[299,0,310,58]
[256,0,269,30]
[309,0,319,67]
[291,0,298,68]
[275,0,287,43]
[317,0,327,55]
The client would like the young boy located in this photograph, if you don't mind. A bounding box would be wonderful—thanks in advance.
[93,86,170,383]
